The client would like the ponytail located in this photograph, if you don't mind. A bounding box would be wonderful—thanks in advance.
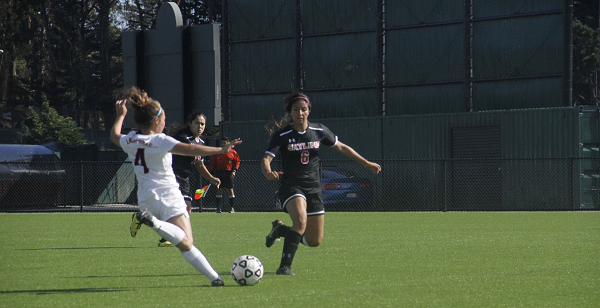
[123,87,162,129]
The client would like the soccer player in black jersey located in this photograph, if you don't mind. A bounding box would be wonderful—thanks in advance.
[262,91,381,275]
[171,113,221,214]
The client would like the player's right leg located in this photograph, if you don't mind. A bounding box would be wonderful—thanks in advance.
[275,197,307,275]
[167,214,223,286]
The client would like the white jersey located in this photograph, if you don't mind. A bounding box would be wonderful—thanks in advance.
[120,131,180,204]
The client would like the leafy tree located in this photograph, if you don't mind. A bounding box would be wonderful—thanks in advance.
[18,101,88,145]
[573,0,599,105]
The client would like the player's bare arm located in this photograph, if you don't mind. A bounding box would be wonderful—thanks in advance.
[333,141,381,174]
[195,161,221,188]
[110,100,127,147]
[261,154,283,180]
[171,138,242,157]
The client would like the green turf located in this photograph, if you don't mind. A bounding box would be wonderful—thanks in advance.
[0,212,598,307]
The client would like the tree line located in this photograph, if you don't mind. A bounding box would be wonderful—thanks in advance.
[0,0,597,133]
[0,0,221,131]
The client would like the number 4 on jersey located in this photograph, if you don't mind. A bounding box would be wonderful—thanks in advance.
[135,148,150,173]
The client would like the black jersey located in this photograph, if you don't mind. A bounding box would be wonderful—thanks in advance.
[266,122,338,192]
[171,128,204,180]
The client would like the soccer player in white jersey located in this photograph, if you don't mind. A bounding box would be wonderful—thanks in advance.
[262,91,381,275]
[110,87,241,286]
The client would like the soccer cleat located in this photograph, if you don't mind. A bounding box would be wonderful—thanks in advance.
[130,213,142,237]
[265,220,283,248]
[211,278,224,287]
[158,239,174,247]
[216,208,222,213]
[229,208,235,213]
[276,266,295,276]
[136,211,155,227]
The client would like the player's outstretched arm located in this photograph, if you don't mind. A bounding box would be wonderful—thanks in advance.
[171,138,242,157]
[333,141,381,175]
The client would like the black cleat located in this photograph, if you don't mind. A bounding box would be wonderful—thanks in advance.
[265,220,283,248]
[276,266,295,275]
[136,211,154,227]
[211,278,224,286]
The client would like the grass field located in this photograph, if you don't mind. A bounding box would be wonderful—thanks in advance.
[0,212,598,307]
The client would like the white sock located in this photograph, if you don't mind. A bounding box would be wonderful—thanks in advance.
[150,218,185,246]
[182,246,220,281]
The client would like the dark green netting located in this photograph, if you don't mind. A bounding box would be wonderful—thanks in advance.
[231,93,287,121]
[474,0,564,18]
[386,84,465,115]
[302,0,377,34]
[307,89,379,118]
[230,40,295,93]
[229,0,295,40]
[473,77,565,110]
[473,15,564,78]
[386,24,464,84]
[386,0,464,27]
[302,33,377,88]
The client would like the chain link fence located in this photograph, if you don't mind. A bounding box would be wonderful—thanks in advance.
[1,158,598,212]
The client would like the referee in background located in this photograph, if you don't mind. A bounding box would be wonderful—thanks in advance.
[210,136,241,213]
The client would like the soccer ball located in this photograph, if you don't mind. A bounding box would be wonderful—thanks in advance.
[231,255,263,286]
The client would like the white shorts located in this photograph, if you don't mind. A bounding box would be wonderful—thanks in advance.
[139,187,189,222]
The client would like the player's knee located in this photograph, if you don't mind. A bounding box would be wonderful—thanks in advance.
[307,237,322,247]
[308,241,321,247]
[177,235,194,251]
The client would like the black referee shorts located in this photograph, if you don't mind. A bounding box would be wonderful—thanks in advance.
[215,171,234,190]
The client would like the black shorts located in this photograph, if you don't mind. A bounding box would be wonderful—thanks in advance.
[175,175,192,201]
[278,186,325,216]
[215,171,235,190]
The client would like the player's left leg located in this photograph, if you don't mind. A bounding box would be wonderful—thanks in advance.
[302,215,324,247]
[215,188,224,213]
[227,188,235,213]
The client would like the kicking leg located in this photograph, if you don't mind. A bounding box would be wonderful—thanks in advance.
[301,215,324,247]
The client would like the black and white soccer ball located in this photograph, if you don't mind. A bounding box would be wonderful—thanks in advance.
[231,255,264,286]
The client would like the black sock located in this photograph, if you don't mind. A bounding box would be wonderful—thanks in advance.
[280,230,301,268]
[275,224,291,238]
[216,196,222,209]
[229,197,235,208]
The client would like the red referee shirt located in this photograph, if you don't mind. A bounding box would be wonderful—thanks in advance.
[210,150,240,172]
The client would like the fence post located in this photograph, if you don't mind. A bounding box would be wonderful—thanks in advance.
[571,157,576,210]
[443,159,448,212]
[80,162,84,212]
[115,162,119,204]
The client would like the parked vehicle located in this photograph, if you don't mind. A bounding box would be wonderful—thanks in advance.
[320,169,374,211]
[274,168,374,211]
[0,145,66,209]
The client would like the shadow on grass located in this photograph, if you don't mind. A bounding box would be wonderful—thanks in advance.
[69,274,199,279]
[16,247,141,251]
[0,287,132,295]
[1,283,237,295]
